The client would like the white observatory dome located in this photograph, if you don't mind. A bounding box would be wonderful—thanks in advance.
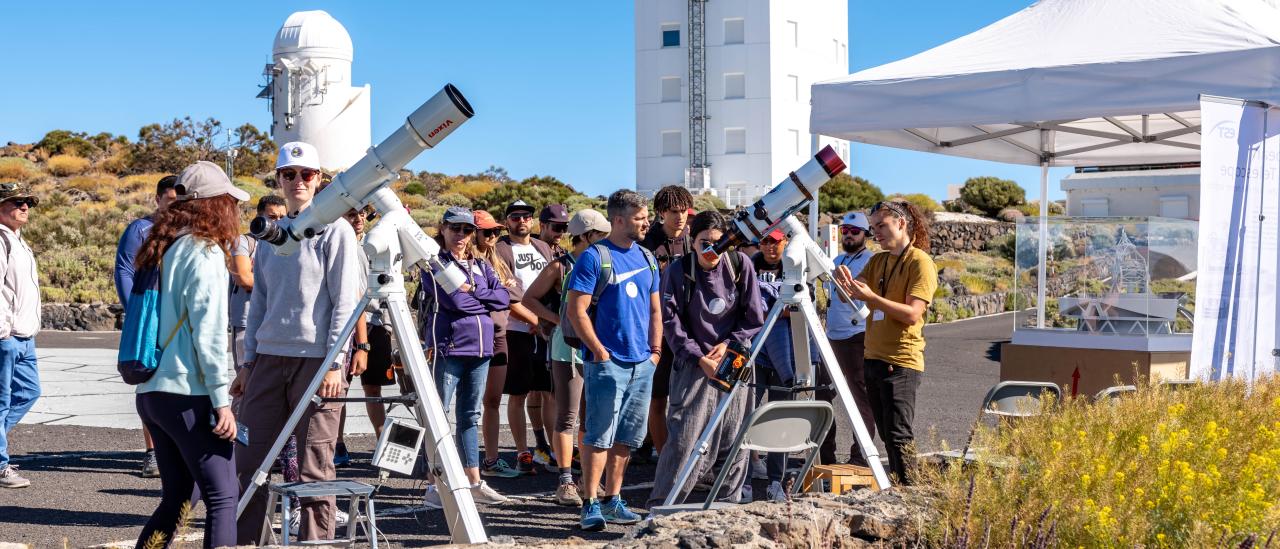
[273,10,353,62]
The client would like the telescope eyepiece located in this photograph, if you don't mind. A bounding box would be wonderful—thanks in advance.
[250,216,289,246]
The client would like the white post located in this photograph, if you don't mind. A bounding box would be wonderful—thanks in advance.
[1036,130,1050,329]
[809,194,820,240]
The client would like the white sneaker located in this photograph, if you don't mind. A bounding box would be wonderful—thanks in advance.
[470,480,509,505]
[766,480,787,502]
[335,509,348,527]
[422,484,444,510]
[750,456,768,480]
[288,508,301,536]
[0,465,30,489]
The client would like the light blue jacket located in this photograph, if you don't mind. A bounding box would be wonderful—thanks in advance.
[136,234,234,408]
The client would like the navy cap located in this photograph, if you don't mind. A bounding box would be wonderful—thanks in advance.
[442,206,476,226]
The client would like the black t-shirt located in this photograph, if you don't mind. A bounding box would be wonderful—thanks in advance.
[641,221,692,277]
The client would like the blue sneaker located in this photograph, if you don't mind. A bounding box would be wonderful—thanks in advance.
[333,443,352,468]
[579,499,606,531]
[601,495,641,524]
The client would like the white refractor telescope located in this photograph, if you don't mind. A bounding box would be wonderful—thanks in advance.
[252,83,472,292]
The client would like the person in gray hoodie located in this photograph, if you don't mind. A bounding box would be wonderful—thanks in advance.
[230,142,361,544]
[647,210,765,507]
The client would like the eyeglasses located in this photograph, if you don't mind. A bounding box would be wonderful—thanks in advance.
[446,223,476,235]
[278,168,319,181]
[5,198,35,209]
[840,226,867,235]
[507,212,533,221]
[481,228,503,238]
[547,223,569,233]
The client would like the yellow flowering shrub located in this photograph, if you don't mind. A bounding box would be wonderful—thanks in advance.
[921,378,1280,546]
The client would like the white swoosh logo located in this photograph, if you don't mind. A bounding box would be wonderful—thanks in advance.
[612,267,647,284]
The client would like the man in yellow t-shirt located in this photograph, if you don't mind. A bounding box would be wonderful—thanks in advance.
[833,200,937,485]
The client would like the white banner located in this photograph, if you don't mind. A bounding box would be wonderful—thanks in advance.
[1191,97,1280,382]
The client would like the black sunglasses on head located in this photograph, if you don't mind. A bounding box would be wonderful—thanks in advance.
[447,223,476,235]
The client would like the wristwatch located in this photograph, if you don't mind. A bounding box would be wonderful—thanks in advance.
[354,342,372,352]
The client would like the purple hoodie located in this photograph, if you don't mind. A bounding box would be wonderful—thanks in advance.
[662,252,766,364]
[420,252,510,358]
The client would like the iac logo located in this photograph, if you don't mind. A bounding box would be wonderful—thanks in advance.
[428,119,454,139]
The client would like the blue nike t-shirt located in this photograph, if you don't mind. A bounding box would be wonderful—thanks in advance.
[567,239,660,363]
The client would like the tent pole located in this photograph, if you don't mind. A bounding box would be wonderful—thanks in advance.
[1037,130,1050,329]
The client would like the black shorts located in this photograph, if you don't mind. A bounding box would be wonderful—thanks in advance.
[503,330,553,395]
[651,345,675,399]
[359,324,396,387]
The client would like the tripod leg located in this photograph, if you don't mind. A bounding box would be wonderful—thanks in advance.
[659,301,785,508]
[236,295,372,520]
[383,293,487,544]
[795,299,891,490]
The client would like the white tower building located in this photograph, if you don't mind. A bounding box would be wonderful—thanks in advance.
[635,0,850,207]
[263,10,371,172]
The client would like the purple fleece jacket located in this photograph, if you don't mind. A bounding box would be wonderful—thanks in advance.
[661,252,766,364]
[421,252,510,358]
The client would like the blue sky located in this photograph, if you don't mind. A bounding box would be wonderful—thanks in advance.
[0,1,1067,201]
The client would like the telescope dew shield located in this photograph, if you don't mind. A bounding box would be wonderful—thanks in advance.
[713,145,846,254]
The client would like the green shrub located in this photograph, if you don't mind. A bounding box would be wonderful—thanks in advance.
[959,273,993,294]
[403,181,427,196]
[818,173,884,215]
[1016,200,1065,217]
[959,176,1026,217]
[921,380,1280,546]
[887,192,942,213]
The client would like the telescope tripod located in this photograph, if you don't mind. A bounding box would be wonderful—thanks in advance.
[236,189,488,544]
[662,218,889,507]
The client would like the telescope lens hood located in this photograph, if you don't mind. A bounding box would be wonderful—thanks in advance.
[250,216,288,246]
[444,84,475,119]
[815,145,846,177]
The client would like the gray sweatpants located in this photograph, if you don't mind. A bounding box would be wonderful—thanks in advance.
[647,357,750,507]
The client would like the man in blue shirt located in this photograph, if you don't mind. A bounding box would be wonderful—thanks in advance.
[565,190,661,531]
[112,174,177,478]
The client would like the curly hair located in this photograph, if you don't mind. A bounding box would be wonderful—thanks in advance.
[653,185,694,213]
[136,194,243,270]
[871,200,931,253]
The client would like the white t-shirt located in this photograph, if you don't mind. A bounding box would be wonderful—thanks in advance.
[507,241,547,332]
[825,248,872,340]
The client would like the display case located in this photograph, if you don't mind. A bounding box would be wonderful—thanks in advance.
[1010,217,1198,352]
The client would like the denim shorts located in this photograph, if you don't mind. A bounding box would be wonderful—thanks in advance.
[582,356,655,449]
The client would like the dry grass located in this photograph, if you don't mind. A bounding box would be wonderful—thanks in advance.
[46,154,91,176]
[921,378,1280,546]
[0,157,38,181]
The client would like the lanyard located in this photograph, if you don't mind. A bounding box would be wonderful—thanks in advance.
[877,250,909,299]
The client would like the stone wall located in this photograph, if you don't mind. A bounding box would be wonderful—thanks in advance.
[929,220,1013,255]
[42,303,123,331]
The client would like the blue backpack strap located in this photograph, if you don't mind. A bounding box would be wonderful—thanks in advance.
[590,243,611,307]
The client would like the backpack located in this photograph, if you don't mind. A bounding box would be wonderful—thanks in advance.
[117,266,187,385]
[561,243,658,350]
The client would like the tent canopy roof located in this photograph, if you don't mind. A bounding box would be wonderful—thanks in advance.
[811,0,1280,166]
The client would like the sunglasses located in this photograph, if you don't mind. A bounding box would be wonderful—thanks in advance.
[5,198,35,209]
[481,228,503,238]
[547,223,569,233]
[446,223,476,235]
[507,212,533,221]
[278,168,319,181]
[840,226,867,235]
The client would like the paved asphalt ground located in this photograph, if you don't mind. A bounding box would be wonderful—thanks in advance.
[0,314,1008,547]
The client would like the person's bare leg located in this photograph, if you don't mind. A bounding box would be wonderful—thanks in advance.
[508,394,528,453]
[649,398,668,452]
[364,384,386,439]
[538,391,556,443]
[143,425,154,449]
[604,445,632,496]
[482,365,506,462]
[581,445,609,501]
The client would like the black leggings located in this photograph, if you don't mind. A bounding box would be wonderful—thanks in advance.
[135,392,238,549]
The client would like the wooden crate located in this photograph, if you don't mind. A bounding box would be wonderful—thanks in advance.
[801,464,879,493]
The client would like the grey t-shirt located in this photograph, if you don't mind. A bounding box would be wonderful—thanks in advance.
[228,235,254,328]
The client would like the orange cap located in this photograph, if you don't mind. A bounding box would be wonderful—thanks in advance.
[472,210,502,229]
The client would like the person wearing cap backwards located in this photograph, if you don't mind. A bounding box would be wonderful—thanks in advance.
[822,212,878,467]
[494,199,557,475]
[647,210,764,508]
[0,182,41,490]
[467,209,523,479]
[419,207,512,508]
[231,142,362,543]
[113,174,178,479]
[636,185,695,464]
[520,209,611,506]
[128,162,247,548]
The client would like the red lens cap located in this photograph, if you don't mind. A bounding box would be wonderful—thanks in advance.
[815,145,846,177]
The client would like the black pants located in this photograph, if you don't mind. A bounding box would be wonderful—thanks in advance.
[135,392,238,549]
[863,359,921,485]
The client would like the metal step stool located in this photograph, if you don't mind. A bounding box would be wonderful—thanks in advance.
[261,480,378,547]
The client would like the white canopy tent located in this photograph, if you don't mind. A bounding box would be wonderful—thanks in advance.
[812,0,1280,328]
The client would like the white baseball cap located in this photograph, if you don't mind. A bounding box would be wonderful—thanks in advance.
[276,141,321,170]
[840,212,870,230]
